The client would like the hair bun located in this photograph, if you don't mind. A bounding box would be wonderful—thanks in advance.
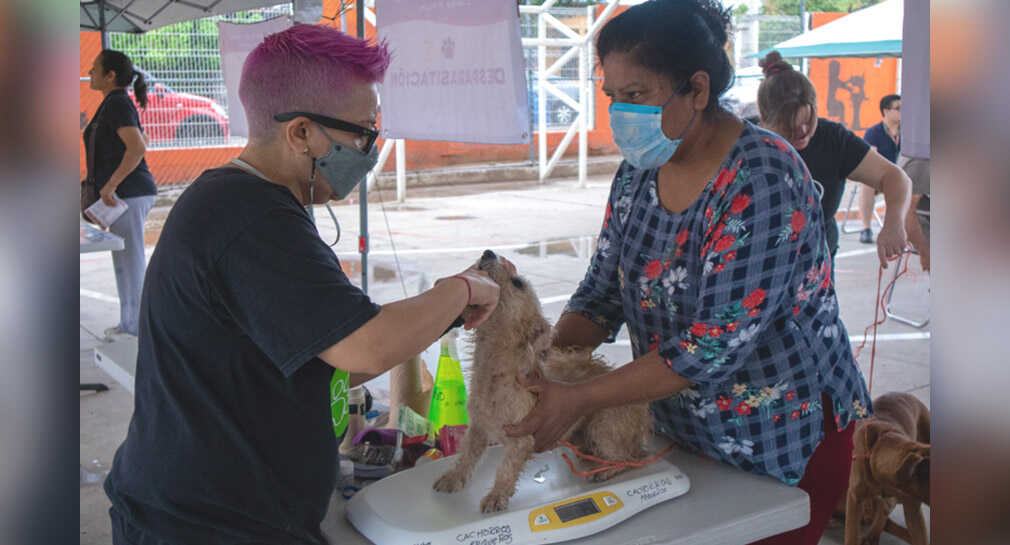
[759,50,791,77]
[694,0,732,48]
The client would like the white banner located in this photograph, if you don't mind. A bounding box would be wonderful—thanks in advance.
[376,0,530,144]
[218,16,292,138]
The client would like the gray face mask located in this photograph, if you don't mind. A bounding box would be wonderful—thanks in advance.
[311,126,379,201]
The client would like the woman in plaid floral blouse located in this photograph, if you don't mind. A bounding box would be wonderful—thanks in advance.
[504,1,872,544]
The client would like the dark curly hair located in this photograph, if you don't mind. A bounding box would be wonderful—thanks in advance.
[596,0,734,112]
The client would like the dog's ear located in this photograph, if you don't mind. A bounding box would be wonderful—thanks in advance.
[530,320,551,356]
[860,420,885,452]
[461,306,475,325]
[915,447,931,503]
[897,449,928,486]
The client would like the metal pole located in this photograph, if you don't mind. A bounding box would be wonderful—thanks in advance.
[577,35,587,188]
[525,0,534,165]
[799,0,808,76]
[99,0,109,49]
[395,139,406,203]
[357,0,369,293]
[537,13,547,182]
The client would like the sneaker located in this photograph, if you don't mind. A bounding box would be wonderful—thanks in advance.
[859,228,874,244]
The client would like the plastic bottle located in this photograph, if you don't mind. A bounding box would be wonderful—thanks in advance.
[427,331,468,439]
[339,386,367,455]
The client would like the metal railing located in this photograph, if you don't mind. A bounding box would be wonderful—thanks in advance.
[731,14,806,69]
[520,7,593,131]
[521,0,619,185]
[107,4,293,149]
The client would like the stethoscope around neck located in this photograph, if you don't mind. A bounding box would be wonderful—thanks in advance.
[230,157,342,247]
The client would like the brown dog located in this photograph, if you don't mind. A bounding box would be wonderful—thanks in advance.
[433,250,652,513]
[845,392,930,545]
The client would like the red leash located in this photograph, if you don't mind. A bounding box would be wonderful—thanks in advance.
[852,252,912,394]
[559,440,676,477]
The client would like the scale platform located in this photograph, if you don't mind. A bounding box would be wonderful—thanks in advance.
[347,440,689,545]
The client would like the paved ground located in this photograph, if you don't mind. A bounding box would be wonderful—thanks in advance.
[80,172,930,544]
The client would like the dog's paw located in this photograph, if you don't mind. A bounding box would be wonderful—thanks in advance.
[433,472,467,494]
[480,491,511,513]
[588,466,629,483]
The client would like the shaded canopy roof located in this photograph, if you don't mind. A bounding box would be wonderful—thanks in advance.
[80,0,285,33]
[751,0,903,59]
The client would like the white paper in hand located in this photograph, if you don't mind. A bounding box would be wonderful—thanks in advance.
[85,197,129,230]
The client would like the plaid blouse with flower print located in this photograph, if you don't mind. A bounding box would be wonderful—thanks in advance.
[566,124,872,485]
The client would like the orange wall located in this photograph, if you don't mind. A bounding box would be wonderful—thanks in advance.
[80,1,621,185]
[807,12,899,137]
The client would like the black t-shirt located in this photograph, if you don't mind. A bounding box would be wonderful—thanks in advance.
[798,118,870,255]
[83,89,157,198]
[104,167,381,544]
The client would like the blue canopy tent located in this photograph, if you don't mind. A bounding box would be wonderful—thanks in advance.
[751,0,903,59]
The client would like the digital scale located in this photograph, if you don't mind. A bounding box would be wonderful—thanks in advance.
[347,440,690,545]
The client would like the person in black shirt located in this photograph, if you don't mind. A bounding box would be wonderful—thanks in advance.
[858,94,902,243]
[85,50,157,338]
[103,25,500,545]
[755,51,910,265]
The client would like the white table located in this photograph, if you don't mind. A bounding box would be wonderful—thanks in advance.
[81,221,137,393]
[321,442,810,545]
[80,220,124,253]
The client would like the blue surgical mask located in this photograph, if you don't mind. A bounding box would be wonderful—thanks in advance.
[609,93,697,170]
[311,125,379,201]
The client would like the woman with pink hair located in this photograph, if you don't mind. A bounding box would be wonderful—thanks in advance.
[103,25,499,544]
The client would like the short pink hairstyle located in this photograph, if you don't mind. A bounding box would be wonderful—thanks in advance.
[239,24,391,141]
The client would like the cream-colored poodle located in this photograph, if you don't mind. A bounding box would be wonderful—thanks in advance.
[433,250,652,513]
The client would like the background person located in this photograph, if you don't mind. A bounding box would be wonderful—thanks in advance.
[102,25,499,545]
[505,2,871,544]
[85,50,157,339]
[757,51,909,267]
[858,93,902,244]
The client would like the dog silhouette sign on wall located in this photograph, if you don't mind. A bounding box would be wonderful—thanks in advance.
[826,60,869,132]
[806,12,898,137]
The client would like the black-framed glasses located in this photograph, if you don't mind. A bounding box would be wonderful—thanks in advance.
[273,111,379,154]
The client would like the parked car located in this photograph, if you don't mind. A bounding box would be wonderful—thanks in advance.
[129,68,230,147]
[527,79,585,128]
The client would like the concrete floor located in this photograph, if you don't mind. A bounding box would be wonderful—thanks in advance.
[80,175,930,544]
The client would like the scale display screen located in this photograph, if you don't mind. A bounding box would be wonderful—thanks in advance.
[554,498,600,523]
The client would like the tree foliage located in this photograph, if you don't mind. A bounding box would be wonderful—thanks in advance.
[761,0,884,16]
[108,8,283,77]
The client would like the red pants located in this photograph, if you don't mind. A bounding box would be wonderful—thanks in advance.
[751,394,855,545]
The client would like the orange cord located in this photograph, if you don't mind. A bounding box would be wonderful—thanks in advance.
[851,252,912,394]
[559,440,676,478]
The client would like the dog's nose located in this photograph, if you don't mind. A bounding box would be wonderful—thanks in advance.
[481,249,497,262]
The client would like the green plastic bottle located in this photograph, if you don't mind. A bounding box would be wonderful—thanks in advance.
[428,331,468,438]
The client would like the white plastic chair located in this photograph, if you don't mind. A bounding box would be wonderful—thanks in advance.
[884,196,930,328]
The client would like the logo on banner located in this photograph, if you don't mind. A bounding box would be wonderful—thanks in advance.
[377,0,530,144]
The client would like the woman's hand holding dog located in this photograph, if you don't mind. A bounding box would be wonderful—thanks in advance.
[437,266,501,330]
[503,371,586,452]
